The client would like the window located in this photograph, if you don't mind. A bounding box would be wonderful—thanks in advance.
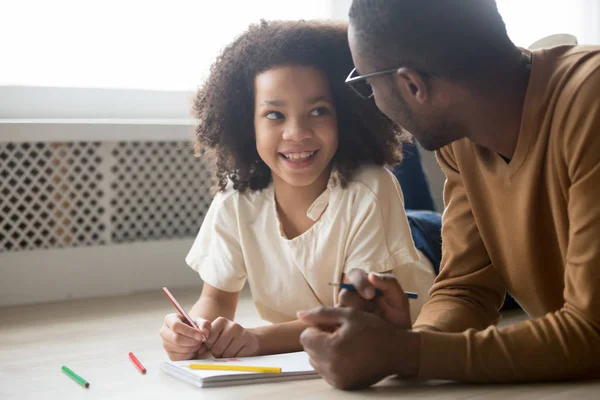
[3,0,597,120]
[0,0,334,91]
[496,0,599,47]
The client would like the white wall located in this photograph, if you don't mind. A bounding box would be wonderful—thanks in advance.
[0,240,199,307]
[497,0,600,46]
[0,86,193,120]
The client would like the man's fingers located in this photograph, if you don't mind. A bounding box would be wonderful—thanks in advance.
[308,357,320,372]
[369,273,412,327]
[345,269,376,299]
[374,294,408,315]
[368,273,408,301]
[299,326,334,354]
[297,306,351,326]
[338,289,377,313]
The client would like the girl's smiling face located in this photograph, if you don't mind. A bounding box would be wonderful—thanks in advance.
[254,65,339,191]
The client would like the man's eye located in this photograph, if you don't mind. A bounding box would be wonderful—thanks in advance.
[266,111,284,120]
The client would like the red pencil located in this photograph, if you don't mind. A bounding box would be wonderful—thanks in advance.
[129,352,147,374]
[162,287,207,342]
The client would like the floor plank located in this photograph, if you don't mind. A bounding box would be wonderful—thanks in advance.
[1,288,598,399]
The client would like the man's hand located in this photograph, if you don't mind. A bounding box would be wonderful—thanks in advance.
[205,317,260,358]
[297,307,420,390]
[338,269,412,329]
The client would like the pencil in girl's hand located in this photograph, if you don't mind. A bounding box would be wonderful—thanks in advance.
[329,282,418,299]
[162,287,207,342]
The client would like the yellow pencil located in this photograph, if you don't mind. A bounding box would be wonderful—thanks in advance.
[188,364,281,374]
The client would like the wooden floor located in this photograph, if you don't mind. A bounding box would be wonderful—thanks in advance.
[1,288,599,399]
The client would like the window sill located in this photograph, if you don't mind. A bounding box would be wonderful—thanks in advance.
[0,119,195,142]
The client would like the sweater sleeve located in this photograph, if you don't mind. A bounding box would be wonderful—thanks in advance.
[415,68,600,382]
[413,144,505,334]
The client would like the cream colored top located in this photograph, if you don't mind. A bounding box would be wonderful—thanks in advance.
[186,165,435,323]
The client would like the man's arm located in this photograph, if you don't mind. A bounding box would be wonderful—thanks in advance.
[300,71,600,386]
[413,145,506,333]
[416,69,600,382]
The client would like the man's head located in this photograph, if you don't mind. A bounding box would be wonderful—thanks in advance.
[348,0,521,150]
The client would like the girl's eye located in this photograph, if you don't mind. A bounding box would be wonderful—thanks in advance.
[265,111,284,120]
[311,107,330,117]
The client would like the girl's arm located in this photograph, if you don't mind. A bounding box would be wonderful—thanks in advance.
[248,320,309,355]
[192,283,308,356]
[189,283,308,357]
[189,282,240,322]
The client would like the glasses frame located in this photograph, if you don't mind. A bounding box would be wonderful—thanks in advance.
[345,67,435,100]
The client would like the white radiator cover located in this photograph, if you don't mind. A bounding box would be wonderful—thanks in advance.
[0,122,212,306]
[0,120,446,306]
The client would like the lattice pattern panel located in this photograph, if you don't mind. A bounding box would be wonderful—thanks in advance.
[0,141,212,253]
[109,141,212,243]
[0,142,107,252]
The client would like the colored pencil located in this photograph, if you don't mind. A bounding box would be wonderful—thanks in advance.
[329,282,418,299]
[61,365,90,388]
[129,352,147,374]
[162,287,207,342]
[188,363,281,374]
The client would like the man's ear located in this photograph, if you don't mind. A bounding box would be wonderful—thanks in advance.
[393,67,429,105]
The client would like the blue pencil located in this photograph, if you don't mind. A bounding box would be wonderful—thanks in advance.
[329,282,418,299]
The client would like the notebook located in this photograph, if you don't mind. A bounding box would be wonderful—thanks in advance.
[160,351,320,388]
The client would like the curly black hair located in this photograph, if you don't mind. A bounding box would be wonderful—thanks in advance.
[193,19,407,193]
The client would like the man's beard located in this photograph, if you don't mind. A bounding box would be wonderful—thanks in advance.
[388,94,465,151]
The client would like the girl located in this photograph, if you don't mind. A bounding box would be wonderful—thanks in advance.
[160,20,437,361]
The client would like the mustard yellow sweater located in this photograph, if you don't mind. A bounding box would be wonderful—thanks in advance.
[414,45,600,381]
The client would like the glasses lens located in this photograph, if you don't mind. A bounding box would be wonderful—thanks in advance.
[349,80,373,99]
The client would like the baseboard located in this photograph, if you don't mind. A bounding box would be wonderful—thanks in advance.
[0,239,200,307]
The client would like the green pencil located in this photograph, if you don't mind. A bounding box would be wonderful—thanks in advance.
[61,365,90,389]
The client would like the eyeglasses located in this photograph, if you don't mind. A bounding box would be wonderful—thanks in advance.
[345,67,435,100]
[345,67,400,99]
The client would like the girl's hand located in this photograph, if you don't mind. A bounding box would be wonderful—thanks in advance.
[205,317,260,358]
[160,313,211,361]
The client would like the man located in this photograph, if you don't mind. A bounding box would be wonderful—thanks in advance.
[297,0,600,389]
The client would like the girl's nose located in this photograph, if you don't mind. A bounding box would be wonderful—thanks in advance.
[282,118,313,142]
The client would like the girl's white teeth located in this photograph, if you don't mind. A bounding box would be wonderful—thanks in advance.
[284,151,315,160]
